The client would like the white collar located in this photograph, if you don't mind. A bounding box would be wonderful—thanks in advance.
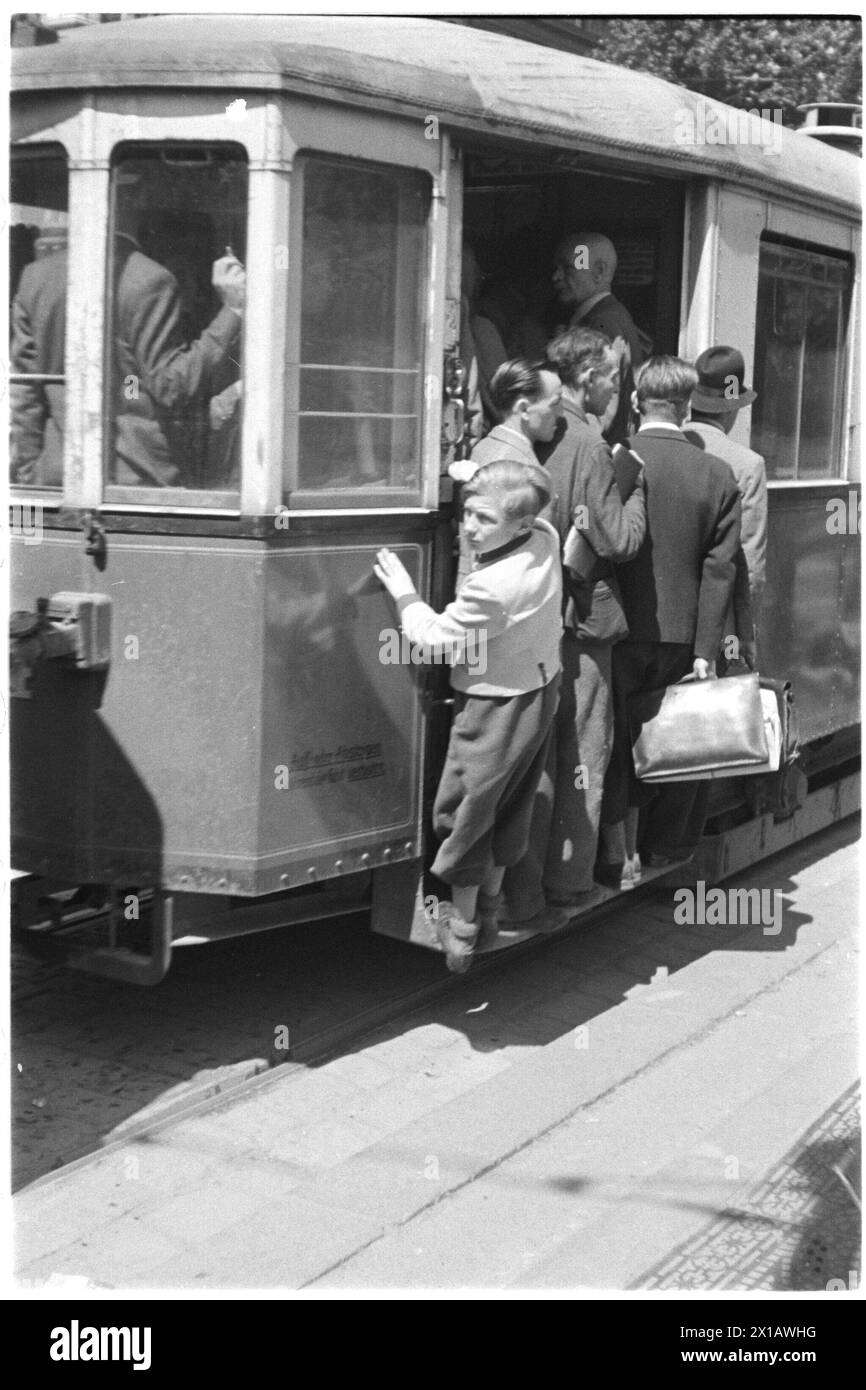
[496,424,533,448]
[638,422,685,435]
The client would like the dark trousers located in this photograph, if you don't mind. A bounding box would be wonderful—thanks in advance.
[545,633,614,897]
[602,640,710,857]
[504,633,615,916]
[432,675,560,888]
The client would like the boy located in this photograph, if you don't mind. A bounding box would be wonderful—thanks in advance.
[374,460,563,971]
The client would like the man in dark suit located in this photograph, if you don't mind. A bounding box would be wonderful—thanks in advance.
[552,231,647,447]
[601,356,742,870]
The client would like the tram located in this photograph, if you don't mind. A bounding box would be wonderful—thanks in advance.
[8,16,860,982]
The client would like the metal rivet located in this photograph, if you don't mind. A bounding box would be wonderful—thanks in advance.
[308,866,317,880]
[382,847,392,860]
[217,878,227,889]
[334,859,343,872]
[281,873,290,886]
[404,841,414,855]
[360,852,370,867]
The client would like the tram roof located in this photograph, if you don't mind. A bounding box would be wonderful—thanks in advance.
[12,13,861,217]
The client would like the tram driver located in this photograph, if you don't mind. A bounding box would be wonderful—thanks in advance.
[9,228,246,489]
[109,214,246,489]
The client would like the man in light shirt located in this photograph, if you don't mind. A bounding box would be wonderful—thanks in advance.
[685,345,768,671]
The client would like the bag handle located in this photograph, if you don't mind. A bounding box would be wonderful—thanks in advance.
[675,668,764,686]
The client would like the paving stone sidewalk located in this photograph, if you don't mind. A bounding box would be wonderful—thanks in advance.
[12,824,859,1292]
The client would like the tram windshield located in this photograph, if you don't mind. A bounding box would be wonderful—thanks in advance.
[285,154,430,506]
[104,143,248,502]
[9,143,69,491]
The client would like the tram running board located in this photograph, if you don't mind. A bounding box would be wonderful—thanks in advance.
[372,768,860,949]
[694,768,860,885]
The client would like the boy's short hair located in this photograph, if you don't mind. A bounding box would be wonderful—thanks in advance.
[546,327,613,389]
[464,460,552,521]
[487,358,548,418]
[635,356,698,412]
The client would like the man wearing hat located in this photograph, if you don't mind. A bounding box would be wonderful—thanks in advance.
[685,346,768,670]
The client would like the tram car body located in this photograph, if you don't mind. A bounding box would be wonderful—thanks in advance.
[8,16,860,981]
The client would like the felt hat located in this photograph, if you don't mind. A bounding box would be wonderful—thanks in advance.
[692,345,757,413]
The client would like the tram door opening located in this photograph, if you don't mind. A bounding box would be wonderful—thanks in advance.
[460,152,685,383]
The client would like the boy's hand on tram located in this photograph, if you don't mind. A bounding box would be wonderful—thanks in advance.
[212,254,246,313]
[374,548,417,601]
[692,657,715,681]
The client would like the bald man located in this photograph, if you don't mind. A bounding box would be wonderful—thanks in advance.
[552,232,646,446]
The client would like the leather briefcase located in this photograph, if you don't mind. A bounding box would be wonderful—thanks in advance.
[629,672,769,782]
[662,685,782,781]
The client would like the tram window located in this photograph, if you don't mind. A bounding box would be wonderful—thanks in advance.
[9,144,68,490]
[286,155,430,504]
[752,240,851,479]
[105,143,248,501]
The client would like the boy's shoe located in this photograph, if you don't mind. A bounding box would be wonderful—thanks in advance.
[435,903,480,974]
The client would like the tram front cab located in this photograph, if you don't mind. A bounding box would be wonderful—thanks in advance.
[9,89,456,978]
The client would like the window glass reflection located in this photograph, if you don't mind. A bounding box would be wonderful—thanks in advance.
[752,241,850,480]
[288,156,429,501]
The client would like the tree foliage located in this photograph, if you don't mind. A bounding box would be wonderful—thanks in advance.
[592,18,862,126]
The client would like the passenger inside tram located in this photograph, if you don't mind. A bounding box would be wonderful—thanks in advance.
[460,240,507,447]
[107,152,247,491]
[9,227,245,492]
[9,227,67,487]
[9,145,248,492]
[551,231,648,445]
